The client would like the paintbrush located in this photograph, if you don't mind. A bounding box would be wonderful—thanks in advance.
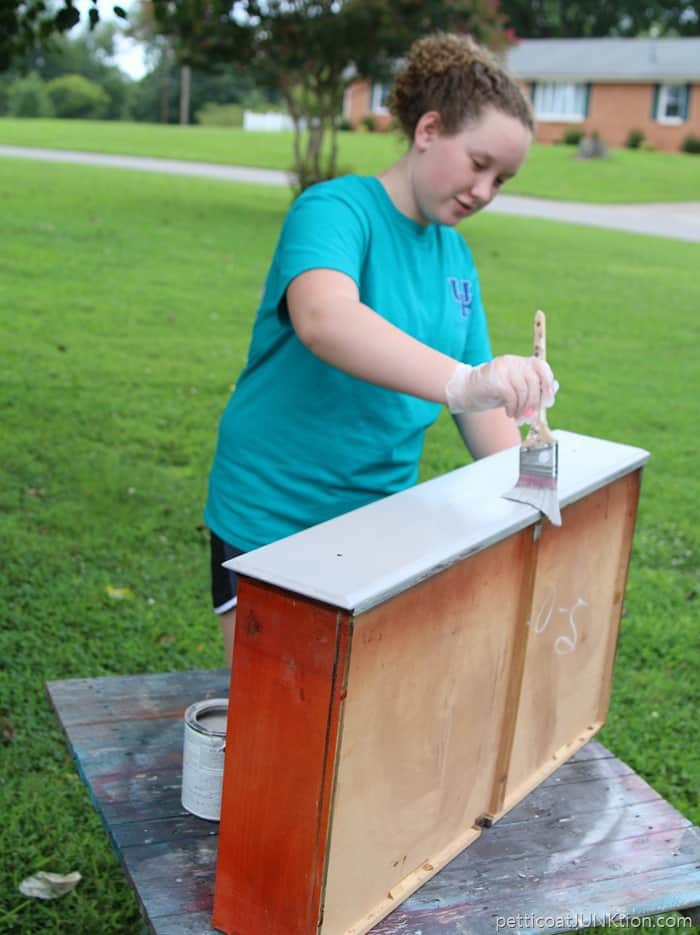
[503,310,562,526]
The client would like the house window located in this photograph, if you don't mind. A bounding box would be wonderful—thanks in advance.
[655,84,689,123]
[370,82,390,114]
[532,83,588,121]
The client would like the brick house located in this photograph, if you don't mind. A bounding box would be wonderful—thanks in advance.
[343,37,700,152]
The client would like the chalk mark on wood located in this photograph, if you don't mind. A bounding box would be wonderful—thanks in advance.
[533,585,589,656]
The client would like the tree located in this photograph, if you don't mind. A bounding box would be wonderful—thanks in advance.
[149,0,515,190]
[2,0,516,188]
[499,0,699,38]
[122,1,179,123]
[630,1,699,35]
[0,1,128,73]
[17,27,134,119]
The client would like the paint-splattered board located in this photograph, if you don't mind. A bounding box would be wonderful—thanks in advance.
[46,669,700,934]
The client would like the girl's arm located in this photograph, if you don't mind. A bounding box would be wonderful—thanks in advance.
[452,409,521,460]
[287,268,554,423]
[287,268,457,403]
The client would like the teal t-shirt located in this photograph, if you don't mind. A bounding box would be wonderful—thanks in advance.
[205,175,492,551]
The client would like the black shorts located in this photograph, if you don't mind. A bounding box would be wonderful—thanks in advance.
[210,531,246,615]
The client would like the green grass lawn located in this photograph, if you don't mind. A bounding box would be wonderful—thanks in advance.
[0,157,698,934]
[1,116,700,203]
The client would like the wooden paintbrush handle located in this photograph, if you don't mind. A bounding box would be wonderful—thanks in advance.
[533,309,546,362]
[525,309,555,445]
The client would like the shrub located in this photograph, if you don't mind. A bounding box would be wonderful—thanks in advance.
[7,72,53,118]
[46,74,109,119]
[361,114,376,132]
[561,128,584,146]
[625,129,645,149]
[680,134,700,155]
[195,102,244,127]
[577,130,608,160]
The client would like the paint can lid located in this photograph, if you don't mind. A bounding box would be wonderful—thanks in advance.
[184,698,228,736]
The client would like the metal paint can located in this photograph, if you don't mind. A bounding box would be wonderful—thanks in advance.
[181,698,228,821]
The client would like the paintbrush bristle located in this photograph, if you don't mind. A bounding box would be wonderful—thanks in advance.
[503,442,562,526]
[504,483,562,527]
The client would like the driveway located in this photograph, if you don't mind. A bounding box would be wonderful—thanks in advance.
[2,143,699,243]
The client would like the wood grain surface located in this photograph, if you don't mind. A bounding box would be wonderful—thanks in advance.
[47,669,700,935]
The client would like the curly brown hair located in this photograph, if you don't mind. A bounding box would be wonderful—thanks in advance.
[389,33,533,139]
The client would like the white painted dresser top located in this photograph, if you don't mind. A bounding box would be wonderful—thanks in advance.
[225,431,649,613]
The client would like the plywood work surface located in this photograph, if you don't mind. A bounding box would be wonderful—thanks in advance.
[47,669,700,934]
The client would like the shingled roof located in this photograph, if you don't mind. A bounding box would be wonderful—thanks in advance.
[506,38,700,83]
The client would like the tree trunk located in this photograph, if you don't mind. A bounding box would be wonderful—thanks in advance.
[307,124,323,182]
[282,85,305,191]
[284,75,345,193]
[160,73,170,124]
[160,50,172,124]
[324,86,344,180]
[180,64,191,126]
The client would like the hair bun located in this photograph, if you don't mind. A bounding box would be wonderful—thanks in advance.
[389,31,532,140]
[408,33,494,78]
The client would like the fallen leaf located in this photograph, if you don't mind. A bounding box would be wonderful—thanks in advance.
[19,870,81,900]
[26,488,46,497]
[106,586,133,600]
[156,632,175,646]
[2,721,15,745]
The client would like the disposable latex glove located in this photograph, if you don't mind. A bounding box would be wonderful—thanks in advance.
[445,356,557,423]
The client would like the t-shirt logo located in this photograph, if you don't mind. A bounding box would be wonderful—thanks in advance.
[448,277,472,320]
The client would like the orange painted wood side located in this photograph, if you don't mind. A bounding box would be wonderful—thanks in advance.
[212,578,351,935]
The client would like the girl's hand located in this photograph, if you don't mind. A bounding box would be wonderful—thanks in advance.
[445,356,557,423]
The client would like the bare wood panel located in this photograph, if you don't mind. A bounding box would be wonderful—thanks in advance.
[498,472,642,815]
[320,529,537,935]
[592,471,643,726]
[212,580,352,935]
